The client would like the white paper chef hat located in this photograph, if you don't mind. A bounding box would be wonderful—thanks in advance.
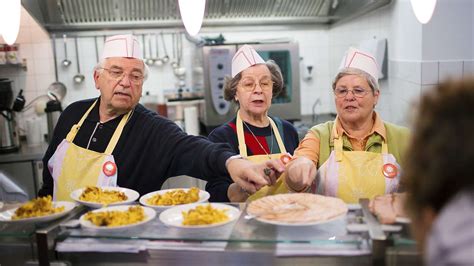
[101,34,143,60]
[231,45,265,78]
[339,47,379,81]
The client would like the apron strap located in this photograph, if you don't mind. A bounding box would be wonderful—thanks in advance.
[104,109,133,154]
[268,117,287,154]
[236,110,248,157]
[236,110,286,157]
[333,119,343,162]
[381,141,388,154]
[65,99,133,155]
[66,100,98,142]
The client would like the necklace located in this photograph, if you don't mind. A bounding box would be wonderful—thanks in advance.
[243,121,274,159]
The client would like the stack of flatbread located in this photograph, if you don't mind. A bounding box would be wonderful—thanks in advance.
[247,193,347,224]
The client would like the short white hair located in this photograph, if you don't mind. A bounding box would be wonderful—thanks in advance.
[93,58,149,81]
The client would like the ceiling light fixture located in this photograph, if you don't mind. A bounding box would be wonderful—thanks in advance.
[178,0,206,36]
[410,0,437,24]
[1,0,21,45]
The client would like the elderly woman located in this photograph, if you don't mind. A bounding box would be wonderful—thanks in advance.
[206,45,299,202]
[285,47,409,203]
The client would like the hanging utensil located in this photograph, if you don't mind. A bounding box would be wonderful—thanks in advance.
[61,34,71,67]
[145,34,155,66]
[154,33,163,66]
[170,33,178,69]
[173,33,186,78]
[48,33,67,108]
[73,37,85,84]
[160,32,170,64]
[94,36,99,62]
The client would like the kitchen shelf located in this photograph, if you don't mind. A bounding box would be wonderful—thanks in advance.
[0,59,27,71]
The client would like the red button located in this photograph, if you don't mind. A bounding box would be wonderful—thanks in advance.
[382,163,398,178]
[102,161,117,176]
[280,154,292,165]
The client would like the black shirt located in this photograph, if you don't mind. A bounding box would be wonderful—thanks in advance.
[206,117,300,202]
[39,98,235,197]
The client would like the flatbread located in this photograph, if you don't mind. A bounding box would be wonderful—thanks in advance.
[247,193,348,224]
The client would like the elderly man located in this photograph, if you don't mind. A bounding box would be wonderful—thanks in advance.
[39,34,282,201]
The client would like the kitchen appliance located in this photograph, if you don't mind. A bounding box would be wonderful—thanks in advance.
[194,42,301,133]
[45,82,67,143]
[0,78,20,153]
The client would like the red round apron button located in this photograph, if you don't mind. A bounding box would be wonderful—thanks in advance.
[102,161,117,176]
[382,163,398,178]
[280,154,292,165]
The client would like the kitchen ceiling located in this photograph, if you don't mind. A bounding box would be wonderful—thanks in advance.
[22,0,391,32]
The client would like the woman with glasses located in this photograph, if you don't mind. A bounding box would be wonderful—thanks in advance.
[284,47,410,203]
[206,45,299,202]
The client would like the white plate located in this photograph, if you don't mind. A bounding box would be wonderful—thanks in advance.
[79,205,156,231]
[70,186,140,208]
[139,188,210,211]
[249,212,346,226]
[159,203,240,228]
[0,201,76,223]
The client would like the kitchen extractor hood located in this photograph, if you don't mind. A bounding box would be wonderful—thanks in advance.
[22,0,391,32]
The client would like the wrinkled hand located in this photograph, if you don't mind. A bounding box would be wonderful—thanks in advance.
[227,158,285,194]
[286,156,316,191]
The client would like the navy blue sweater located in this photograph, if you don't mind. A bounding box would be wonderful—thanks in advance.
[206,117,299,202]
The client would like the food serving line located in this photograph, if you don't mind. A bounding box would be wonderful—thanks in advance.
[0,177,420,266]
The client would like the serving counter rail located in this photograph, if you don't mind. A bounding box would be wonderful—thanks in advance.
[0,200,420,266]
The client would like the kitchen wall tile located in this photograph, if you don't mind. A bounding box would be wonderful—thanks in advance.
[421,61,439,85]
[16,26,32,44]
[463,60,474,77]
[29,24,50,44]
[18,43,34,60]
[439,60,463,82]
[32,41,54,60]
[35,74,56,93]
[33,58,55,75]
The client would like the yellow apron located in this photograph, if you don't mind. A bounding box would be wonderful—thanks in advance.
[235,111,289,201]
[315,124,401,203]
[48,100,132,201]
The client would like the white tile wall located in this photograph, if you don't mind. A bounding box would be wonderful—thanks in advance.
[0,7,54,135]
[439,61,464,82]
[421,61,439,85]
[464,60,474,77]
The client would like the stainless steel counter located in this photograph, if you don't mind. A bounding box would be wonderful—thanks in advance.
[0,142,48,199]
[0,142,48,163]
[0,201,420,266]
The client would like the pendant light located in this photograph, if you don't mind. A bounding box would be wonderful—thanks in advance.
[0,0,21,45]
[410,0,437,24]
[178,0,206,36]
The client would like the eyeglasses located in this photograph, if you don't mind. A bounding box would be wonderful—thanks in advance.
[334,87,369,98]
[238,79,273,92]
[100,68,144,84]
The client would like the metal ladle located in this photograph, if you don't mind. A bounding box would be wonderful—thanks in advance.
[73,37,85,84]
[160,32,170,64]
[61,34,71,67]
[145,34,155,66]
[154,33,163,66]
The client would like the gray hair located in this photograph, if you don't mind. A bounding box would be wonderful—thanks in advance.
[223,60,284,105]
[332,67,379,93]
[93,58,149,81]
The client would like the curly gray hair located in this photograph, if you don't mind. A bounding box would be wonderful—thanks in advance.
[332,67,378,93]
[223,60,284,105]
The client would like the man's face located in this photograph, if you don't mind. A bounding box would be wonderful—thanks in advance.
[94,57,145,114]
